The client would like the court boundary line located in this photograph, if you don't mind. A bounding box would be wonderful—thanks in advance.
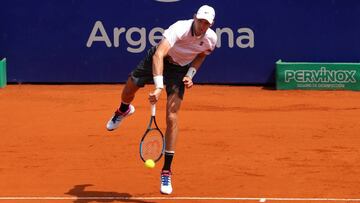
[0,196,359,202]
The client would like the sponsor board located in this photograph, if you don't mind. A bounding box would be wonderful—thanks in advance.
[276,60,360,91]
[0,58,6,88]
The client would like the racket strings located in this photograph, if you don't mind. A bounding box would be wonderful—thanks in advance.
[141,129,164,161]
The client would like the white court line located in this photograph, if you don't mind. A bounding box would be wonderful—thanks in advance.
[0,197,359,202]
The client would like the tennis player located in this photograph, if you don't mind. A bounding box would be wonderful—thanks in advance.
[106,5,217,195]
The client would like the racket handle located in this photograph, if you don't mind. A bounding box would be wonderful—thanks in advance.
[151,104,156,116]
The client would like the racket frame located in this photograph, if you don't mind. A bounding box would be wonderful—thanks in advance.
[139,105,165,162]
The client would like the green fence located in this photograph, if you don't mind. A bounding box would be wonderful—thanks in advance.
[276,60,360,91]
[0,58,6,88]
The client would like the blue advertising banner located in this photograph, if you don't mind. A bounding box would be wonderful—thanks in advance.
[1,0,360,84]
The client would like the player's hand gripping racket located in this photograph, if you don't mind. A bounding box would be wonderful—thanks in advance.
[139,104,165,162]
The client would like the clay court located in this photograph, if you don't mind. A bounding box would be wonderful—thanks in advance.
[0,84,359,203]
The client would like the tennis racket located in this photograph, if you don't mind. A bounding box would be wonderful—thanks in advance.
[139,104,165,162]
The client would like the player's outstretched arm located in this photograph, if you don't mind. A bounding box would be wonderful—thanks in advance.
[149,39,171,104]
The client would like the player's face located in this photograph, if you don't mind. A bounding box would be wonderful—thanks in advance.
[193,18,211,36]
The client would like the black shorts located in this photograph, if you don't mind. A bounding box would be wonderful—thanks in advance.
[130,46,190,99]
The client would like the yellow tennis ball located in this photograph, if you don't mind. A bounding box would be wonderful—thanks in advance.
[144,159,155,169]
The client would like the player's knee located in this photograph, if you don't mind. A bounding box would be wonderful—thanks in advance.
[166,113,178,126]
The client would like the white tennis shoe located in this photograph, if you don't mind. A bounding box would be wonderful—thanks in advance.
[106,105,135,131]
[160,170,173,195]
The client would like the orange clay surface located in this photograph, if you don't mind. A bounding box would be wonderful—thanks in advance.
[0,84,360,203]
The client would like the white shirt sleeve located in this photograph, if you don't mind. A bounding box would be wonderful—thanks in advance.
[204,30,218,55]
[162,21,187,47]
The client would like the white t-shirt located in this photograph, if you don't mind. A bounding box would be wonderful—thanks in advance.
[162,19,217,66]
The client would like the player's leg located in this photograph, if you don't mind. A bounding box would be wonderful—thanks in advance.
[106,46,156,131]
[160,92,182,195]
[163,92,182,168]
[106,77,139,131]
[160,62,187,194]
[117,77,140,113]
